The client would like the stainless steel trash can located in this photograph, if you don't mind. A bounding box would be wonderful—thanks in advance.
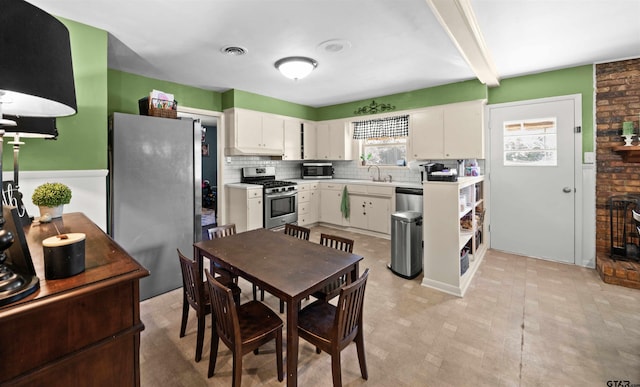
[389,211,423,279]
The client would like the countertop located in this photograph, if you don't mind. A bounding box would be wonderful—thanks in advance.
[225,178,483,190]
[290,178,423,189]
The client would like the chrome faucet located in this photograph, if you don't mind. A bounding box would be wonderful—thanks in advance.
[368,165,382,182]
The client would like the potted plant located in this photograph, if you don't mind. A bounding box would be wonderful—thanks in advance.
[360,152,372,166]
[32,182,72,219]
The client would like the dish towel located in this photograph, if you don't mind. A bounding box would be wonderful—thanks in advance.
[340,186,350,219]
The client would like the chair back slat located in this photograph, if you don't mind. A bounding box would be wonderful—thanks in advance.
[335,268,369,345]
[284,223,310,241]
[320,233,354,253]
[207,224,238,282]
[205,269,241,348]
[208,223,236,240]
[178,250,205,308]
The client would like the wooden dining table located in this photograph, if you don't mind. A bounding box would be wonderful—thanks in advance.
[193,228,363,387]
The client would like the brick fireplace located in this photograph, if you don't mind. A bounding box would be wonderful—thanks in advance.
[595,58,640,289]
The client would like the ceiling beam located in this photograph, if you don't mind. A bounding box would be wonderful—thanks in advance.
[426,0,500,87]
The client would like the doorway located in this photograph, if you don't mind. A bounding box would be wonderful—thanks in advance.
[177,108,221,240]
[488,95,582,264]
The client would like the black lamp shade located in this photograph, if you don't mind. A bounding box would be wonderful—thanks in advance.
[2,115,57,138]
[0,0,77,117]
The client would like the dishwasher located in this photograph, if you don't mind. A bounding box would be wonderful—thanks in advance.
[389,187,423,279]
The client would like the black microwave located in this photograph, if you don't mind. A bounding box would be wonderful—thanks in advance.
[302,163,334,179]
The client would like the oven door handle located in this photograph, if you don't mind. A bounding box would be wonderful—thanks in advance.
[267,191,297,199]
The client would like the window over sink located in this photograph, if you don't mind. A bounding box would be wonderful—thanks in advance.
[353,115,408,166]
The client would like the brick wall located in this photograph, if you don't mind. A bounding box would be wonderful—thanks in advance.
[595,58,640,289]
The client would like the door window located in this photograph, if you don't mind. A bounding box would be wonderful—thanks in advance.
[503,118,557,166]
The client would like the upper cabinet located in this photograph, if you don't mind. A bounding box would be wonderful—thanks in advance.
[409,100,485,160]
[282,118,302,160]
[302,121,317,160]
[316,120,353,160]
[225,108,284,156]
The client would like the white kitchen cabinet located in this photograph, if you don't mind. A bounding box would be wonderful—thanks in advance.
[409,100,485,160]
[422,176,486,297]
[226,185,263,232]
[347,184,392,234]
[302,121,317,160]
[443,100,485,159]
[367,196,391,234]
[225,108,284,155]
[298,182,319,226]
[409,106,444,160]
[316,120,352,160]
[283,118,302,160]
[319,182,347,226]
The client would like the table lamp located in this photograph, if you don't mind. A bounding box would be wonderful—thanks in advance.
[0,0,77,305]
[2,115,57,226]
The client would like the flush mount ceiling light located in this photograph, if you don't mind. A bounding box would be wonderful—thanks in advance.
[274,57,318,80]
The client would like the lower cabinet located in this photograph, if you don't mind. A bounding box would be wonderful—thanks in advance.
[349,195,391,234]
[298,182,319,226]
[226,186,263,232]
[317,182,392,235]
[319,182,347,226]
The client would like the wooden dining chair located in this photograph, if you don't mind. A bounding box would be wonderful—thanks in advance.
[178,249,240,362]
[284,223,310,241]
[279,223,312,312]
[298,268,370,387]
[207,223,251,296]
[177,249,211,363]
[207,223,236,240]
[312,233,355,302]
[205,269,284,385]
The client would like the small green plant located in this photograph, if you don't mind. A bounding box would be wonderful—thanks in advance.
[32,182,72,207]
[360,153,373,161]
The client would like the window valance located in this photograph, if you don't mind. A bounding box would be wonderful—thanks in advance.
[352,115,409,140]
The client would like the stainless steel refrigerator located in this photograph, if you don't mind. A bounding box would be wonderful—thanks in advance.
[109,112,202,300]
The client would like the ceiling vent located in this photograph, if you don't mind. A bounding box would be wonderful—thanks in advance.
[220,46,247,56]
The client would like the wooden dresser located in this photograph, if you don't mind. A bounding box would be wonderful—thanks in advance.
[0,212,149,386]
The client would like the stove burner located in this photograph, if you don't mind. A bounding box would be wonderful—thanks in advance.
[261,180,297,189]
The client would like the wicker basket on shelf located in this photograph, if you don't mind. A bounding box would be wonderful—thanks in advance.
[138,97,178,119]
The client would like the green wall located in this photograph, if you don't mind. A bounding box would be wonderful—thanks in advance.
[3,18,108,171]
[222,89,316,120]
[317,79,488,120]
[487,65,594,154]
[11,14,595,173]
[107,70,222,115]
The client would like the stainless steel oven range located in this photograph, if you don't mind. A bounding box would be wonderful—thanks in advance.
[241,166,297,229]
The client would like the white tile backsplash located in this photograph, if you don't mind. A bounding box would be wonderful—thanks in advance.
[223,157,484,185]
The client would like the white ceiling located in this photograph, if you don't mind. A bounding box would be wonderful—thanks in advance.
[26,0,640,108]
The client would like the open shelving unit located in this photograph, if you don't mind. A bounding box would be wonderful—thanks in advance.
[422,176,486,297]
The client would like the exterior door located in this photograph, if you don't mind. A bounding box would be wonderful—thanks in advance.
[489,96,580,264]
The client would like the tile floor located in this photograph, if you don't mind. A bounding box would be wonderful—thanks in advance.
[139,226,640,386]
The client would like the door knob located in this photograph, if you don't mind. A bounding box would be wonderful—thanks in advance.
[562,187,572,193]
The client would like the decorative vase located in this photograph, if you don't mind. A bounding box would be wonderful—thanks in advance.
[39,205,64,219]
